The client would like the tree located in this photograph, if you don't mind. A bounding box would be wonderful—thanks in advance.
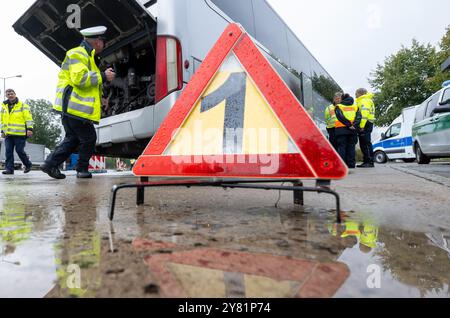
[25,99,62,149]
[311,73,342,103]
[369,39,438,126]
[427,26,450,91]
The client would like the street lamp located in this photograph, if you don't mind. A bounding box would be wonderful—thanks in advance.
[0,75,23,101]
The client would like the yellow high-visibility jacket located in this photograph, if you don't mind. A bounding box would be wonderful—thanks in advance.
[341,221,361,239]
[0,190,32,245]
[324,104,337,129]
[335,104,358,128]
[54,42,103,124]
[1,100,34,137]
[356,93,376,129]
[360,223,379,248]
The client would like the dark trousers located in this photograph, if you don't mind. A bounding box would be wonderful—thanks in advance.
[327,128,337,150]
[45,116,97,172]
[336,134,358,168]
[4,136,32,171]
[359,122,374,164]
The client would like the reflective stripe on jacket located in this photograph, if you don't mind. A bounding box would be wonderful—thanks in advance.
[325,104,337,129]
[356,93,376,129]
[54,45,102,123]
[1,101,34,137]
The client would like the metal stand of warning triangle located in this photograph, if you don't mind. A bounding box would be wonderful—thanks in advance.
[108,178,341,223]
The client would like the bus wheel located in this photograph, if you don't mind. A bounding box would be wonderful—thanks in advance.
[415,144,431,165]
[374,151,388,164]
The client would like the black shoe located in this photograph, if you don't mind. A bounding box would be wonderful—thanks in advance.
[357,163,375,168]
[40,164,66,180]
[24,166,32,174]
[2,170,14,175]
[77,171,93,179]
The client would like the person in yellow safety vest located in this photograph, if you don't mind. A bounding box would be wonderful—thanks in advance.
[360,222,379,253]
[1,89,34,175]
[0,189,32,257]
[324,92,342,150]
[334,94,362,169]
[355,88,376,168]
[41,26,116,180]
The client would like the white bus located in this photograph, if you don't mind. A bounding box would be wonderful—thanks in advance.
[14,0,341,158]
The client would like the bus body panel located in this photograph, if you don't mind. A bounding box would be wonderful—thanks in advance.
[15,0,341,158]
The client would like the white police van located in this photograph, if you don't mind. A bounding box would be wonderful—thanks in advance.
[373,106,418,164]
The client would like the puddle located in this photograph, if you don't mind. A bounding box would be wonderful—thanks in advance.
[1,179,450,298]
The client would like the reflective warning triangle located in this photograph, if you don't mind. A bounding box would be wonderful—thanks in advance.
[134,23,348,180]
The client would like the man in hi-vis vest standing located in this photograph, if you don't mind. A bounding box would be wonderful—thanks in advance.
[1,89,34,175]
[324,92,342,150]
[41,26,115,179]
[355,88,376,168]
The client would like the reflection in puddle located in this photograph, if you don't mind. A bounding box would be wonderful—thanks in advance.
[0,190,33,264]
[325,214,450,298]
[49,191,102,298]
[1,181,450,298]
[131,208,450,298]
[0,188,64,298]
[141,247,349,298]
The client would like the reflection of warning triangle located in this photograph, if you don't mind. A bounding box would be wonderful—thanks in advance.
[134,23,348,180]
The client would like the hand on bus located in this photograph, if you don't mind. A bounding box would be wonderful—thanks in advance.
[105,68,116,82]
[102,97,110,111]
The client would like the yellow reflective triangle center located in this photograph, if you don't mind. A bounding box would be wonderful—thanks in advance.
[165,53,297,156]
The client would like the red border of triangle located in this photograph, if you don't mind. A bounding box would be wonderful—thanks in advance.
[133,24,348,180]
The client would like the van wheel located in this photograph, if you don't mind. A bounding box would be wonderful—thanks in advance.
[415,144,430,165]
[374,151,387,164]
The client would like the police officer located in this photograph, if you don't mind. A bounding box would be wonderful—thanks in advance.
[1,89,34,175]
[360,222,379,253]
[334,93,361,169]
[355,88,376,168]
[41,26,116,179]
[324,92,342,150]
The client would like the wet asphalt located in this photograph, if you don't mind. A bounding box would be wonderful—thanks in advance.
[0,163,449,298]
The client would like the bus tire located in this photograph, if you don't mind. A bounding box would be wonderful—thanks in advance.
[374,151,388,164]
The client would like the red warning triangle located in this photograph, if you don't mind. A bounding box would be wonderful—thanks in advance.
[134,23,348,180]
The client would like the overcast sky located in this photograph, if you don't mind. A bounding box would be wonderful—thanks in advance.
[0,0,449,102]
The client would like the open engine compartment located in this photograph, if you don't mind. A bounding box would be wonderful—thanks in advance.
[100,36,157,118]
[13,0,158,119]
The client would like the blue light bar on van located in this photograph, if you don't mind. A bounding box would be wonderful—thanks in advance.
[443,80,450,88]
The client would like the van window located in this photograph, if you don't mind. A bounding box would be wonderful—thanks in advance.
[386,123,401,139]
[425,93,440,118]
[442,88,450,103]
[415,103,426,123]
